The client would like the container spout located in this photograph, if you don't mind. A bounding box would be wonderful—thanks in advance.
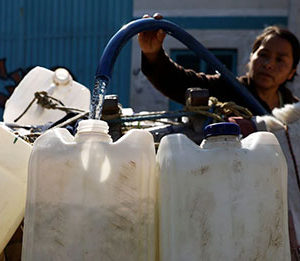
[95,18,268,116]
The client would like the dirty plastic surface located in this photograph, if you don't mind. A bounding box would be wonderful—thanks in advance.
[0,124,32,253]
[22,120,157,261]
[157,131,290,260]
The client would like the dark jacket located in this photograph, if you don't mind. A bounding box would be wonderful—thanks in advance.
[142,49,299,114]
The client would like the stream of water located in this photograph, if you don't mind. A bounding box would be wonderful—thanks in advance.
[89,78,107,120]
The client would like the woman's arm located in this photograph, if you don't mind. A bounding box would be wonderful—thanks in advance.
[141,48,220,104]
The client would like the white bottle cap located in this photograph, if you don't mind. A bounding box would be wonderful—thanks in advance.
[53,68,72,86]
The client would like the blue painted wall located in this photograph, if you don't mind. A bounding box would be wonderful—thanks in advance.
[0,0,133,120]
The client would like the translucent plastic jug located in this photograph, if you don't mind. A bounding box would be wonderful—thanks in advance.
[22,119,157,261]
[4,67,90,125]
[0,124,32,253]
[156,122,290,261]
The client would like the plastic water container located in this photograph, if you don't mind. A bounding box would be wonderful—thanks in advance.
[0,124,32,253]
[22,119,157,261]
[156,122,290,261]
[3,66,90,125]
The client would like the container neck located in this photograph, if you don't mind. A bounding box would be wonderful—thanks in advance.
[200,135,241,149]
[74,119,112,143]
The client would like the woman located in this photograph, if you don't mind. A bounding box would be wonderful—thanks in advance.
[138,14,300,115]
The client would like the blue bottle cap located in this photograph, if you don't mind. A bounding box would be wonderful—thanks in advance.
[204,122,240,138]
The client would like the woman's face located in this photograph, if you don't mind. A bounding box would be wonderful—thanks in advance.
[248,35,296,92]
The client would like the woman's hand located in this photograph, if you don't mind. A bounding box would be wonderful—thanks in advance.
[137,13,166,62]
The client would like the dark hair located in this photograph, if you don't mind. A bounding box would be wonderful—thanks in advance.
[252,26,300,69]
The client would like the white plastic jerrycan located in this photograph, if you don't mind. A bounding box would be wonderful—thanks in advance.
[4,67,90,125]
[0,124,32,253]
[156,122,290,261]
[22,119,157,261]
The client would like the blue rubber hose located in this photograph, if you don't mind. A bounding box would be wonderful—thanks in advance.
[95,18,268,115]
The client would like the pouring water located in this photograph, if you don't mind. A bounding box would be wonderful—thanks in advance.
[89,77,108,120]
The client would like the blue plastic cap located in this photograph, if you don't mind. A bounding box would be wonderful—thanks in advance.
[204,122,241,138]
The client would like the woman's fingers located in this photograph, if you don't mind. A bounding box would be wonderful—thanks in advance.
[153,13,163,20]
[142,14,151,19]
[157,29,166,42]
[138,13,166,55]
